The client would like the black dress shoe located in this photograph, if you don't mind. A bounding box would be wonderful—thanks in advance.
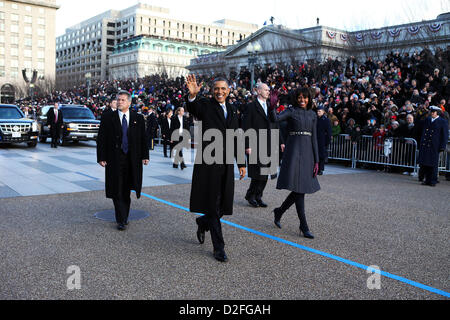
[213,250,228,263]
[318,171,323,176]
[301,230,315,239]
[173,164,178,169]
[117,223,126,231]
[247,199,259,208]
[273,208,282,229]
[256,199,268,208]
[181,163,187,170]
[421,182,430,186]
[196,221,205,245]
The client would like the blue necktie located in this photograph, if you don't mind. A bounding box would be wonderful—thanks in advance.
[122,114,128,154]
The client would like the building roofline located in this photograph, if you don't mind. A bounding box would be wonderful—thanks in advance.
[10,0,60,9]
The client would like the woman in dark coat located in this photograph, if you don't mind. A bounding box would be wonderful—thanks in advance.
[270,87,320,239]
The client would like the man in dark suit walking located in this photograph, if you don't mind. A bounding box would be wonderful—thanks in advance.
[418,106,448,187]
[170,107,188,170]
[97,91,150,231]
[316,106,332,175]
[146,107,158,150]
[243,83,282,208]
[160,109,173,158]
[185,74,246,262]
[46,102,64,148]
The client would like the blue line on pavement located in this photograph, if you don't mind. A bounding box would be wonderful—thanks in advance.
[76,172,100,180]
[139,191,450,298]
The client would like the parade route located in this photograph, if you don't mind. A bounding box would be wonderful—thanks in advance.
[0,141,448,299]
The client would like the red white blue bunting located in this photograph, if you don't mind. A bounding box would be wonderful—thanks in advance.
[407,26,420,35]
[340,34,348,42]
[388,28,401,38]
[371,31,383,40]
[326,31,337,39]
[355,33,365,42]
[428,23,442,33]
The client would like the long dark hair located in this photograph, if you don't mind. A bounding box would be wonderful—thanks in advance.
[291,87,313,110]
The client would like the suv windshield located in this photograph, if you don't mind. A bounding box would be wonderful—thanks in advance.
[0,107,23,119]
[61,108,95,120]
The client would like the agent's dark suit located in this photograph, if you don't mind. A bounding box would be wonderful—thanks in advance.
[317,114,332,174]
[46,107,64,148]
[170,115,188,168]
[97,110,149,225]
[146,112,158,150]
[243,99,280,205]
[160,116,172,158]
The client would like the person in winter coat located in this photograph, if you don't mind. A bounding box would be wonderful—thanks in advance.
[270,87,320,239]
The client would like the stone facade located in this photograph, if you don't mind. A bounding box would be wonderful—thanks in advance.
[0,0,59,102]
[56,3,258,89]
[187,13,450,76]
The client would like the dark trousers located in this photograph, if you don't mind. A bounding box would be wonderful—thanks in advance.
[319,158,326,172]
[422,165,439,185]
[163,139,172,157]
[113,152,132,224]
[50,126,60,147]
[172,136,185,166]
[246,178,268,201]
[278,192,310,232]
[196,167,226,252]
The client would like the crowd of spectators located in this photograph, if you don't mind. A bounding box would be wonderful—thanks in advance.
[17,47,450,144]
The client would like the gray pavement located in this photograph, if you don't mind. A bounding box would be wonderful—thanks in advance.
[0,141,449,300]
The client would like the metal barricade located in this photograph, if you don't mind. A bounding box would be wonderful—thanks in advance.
[438,140,450,174]
[355,136,418,173]
[329,134,354,161]
[328,134,418,173]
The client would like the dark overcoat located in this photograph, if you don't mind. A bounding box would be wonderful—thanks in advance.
[271,107,321,194]
[243,100,281,180]
[316,115,332,160]
[418,116,449,167]
[186,96,246,216]
[96,110,149,199]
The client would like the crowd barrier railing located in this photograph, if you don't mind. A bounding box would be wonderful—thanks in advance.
[328,134,427,174]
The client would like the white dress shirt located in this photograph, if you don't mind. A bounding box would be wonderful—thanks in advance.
[258,98,268,116]
[118,110,130,127]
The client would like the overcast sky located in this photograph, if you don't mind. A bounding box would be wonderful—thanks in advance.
[55,0,449,36]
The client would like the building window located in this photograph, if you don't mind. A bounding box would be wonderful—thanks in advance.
[38,18,45,25]
[10,13,19,21]
[24,15,32,23]
[11,3,18,9]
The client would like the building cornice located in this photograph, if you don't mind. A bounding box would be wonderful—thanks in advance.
[10,0,60,10]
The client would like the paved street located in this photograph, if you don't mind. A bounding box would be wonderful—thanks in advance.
[0,140,449,300]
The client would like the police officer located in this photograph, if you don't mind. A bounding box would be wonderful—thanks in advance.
[417,106,449,187]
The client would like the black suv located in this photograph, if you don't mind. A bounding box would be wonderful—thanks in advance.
[0,104,39,147]
[38,104,100,145]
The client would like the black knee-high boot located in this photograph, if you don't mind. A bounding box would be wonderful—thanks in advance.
[293,193,309,233]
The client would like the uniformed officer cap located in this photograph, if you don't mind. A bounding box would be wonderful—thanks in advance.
[429,106,441,113]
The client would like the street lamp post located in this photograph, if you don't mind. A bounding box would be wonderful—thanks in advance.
[246,42,261,92]
[85,72,92,98]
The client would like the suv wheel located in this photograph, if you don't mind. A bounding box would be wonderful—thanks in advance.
[27,141,37,148]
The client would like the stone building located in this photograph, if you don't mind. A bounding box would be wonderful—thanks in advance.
[187,13,450,77]
[0,0,59,103]
[56,3,258,89]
